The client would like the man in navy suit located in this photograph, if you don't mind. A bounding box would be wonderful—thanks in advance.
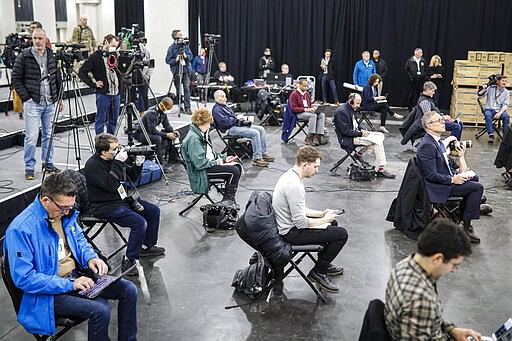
[416,111,483,243]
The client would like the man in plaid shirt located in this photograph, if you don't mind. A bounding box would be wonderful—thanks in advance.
[384,219,483,340]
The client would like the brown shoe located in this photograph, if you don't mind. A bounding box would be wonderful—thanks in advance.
[252,159,269,167]
[305,135,315,146]
[313,135,321,146]
[465,226,481,243]
[335,101,341,106]
[262,154,275,162]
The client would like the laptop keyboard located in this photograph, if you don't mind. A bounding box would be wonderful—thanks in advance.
[78,275,116,298]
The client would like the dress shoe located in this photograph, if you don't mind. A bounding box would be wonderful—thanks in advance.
[481,195,487,204]
[262,154,275,162]
[327,264,344,276]
[392,113,404,119]
[335,101,341,106]
[121,257,138,276]
[379,126,389,133]
[313,135,321,146]
[140,245,166,257]
[464,226,481,243]
[304,135,315,146]
[307,269,339,293]
[376,169,396,179]
[480,203,492,215]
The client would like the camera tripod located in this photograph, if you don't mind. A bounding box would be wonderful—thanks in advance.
[42,61,95,183]
[114,73,169,184]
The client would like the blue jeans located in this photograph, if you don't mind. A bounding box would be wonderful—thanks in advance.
[228,124,267,159]
[445,121,463,140]
[321,74,338,103]
[23,101,55,171]
[54,278,137,341]
[484,109,510,136]
[95,94,120,135]
[173,72,191,110]
[103,199,160,260]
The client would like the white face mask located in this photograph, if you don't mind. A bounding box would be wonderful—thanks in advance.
[108,46,117,53]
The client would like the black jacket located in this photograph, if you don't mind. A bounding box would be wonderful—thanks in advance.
[495,125,512,171]
[386,157,430,240]
[404,56,426,81]
[84,154,142,217]
[136,105,173,139]
[319,57,336,81]
[11,47,61,103]
[373,58,388,79]
[258,56,275,78]
[78,49,121,95]
[399,94,439,145]
[236,191,292,269]
[333,103,363,152]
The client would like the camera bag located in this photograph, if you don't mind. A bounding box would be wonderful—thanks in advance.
[348,163,376,181]
[126,160,162,188]
[200,203,238,232]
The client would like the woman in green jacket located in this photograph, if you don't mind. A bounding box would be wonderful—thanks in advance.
[181,108,241,205]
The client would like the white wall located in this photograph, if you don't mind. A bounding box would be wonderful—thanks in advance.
[145,0,189,94]
[0,0,187,94]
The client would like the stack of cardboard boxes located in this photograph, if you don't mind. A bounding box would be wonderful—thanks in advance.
[450,51,511,125]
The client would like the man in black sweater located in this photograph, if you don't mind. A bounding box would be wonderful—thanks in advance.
[79,34,120,135]
[134,97,180,170]
[84,133,165,276]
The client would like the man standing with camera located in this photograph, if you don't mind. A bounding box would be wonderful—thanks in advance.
[212,90,274,167]
[166,29,193,115]
[79,34,120,135]
[416,111,484,243]
[478,74,510,144]
[11,28,64,180]
[84,133,165,276]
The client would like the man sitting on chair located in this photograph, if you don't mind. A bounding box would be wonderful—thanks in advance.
[272,146,348,293]
[289,79,326,146]
[416,111,483,243]
[3,172,138,340]
[212,89,274,167]
[477,74,510,144]
[334,93,396,179]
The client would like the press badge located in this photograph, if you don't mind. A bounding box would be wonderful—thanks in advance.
[58,238,66,260]
[117,184,127,200]
[303,99,308,107]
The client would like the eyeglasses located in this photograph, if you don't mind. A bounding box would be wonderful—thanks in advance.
[428,117,445,124]
[48,196,76,214]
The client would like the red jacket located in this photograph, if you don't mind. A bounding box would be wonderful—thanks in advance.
[289,89,311,113]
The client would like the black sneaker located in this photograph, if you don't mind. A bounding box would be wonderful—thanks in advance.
[121,257,138,276]
[488,135,494,144]
[327,264,344,276]
[25,169,35,180]
[376,169,396,179]
[42,163,62,174]
[307,269,339,293]
[140,245,166,257]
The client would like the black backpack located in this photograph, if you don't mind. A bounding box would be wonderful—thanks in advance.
[200,203,238,232]
[231,251,273,299]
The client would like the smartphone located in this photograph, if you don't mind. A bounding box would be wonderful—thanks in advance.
[334,209,345,215]
[226,155,238,163]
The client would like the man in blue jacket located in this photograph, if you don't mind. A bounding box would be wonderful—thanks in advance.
[3,172,138,340]
[353,51,376,89]
[165,29,193,115]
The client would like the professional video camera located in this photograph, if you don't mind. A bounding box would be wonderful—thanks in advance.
[116,24,154,75]
[176,37,190,50]
[124,144,155,157]
[118,24,146,48]
[55,43,88,69]
[1,32,32,68]
[204,33,221,46]
[486,74,502,87]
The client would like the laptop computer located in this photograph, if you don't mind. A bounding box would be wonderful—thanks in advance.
[71,264,136,299]
[265,72,288,86]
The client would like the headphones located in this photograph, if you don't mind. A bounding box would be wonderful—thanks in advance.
[348,93,356,105]
[158,101,167,112]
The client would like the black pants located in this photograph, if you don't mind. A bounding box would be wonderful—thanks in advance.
[134,131,178,164]
[206,164,241,187]
[408,77,424,110]
[366,103,394,126]
[282,220,348,274]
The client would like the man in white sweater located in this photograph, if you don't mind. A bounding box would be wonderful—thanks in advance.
[272,146,348,293]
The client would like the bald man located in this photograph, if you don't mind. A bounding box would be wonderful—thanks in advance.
[70,15,97,54]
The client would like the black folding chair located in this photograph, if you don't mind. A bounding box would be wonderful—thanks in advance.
[212,126,253,160]
[1,249,86,341]
[357,110,376,131]
[179,178,225,216]
[475,98,503,140]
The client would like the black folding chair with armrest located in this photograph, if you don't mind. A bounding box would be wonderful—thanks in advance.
[1,248,87,341]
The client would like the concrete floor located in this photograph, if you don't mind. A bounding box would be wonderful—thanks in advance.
[0,111,511,340]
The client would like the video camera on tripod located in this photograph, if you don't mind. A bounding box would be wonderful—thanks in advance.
[204,33,221,46]
[116,24,154,75]
[1,31,32,68]
[55,43,88,70]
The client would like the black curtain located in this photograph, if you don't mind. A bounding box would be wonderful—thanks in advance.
[14,0,34,22]
[114,0,145,34]
[189,0,512,109]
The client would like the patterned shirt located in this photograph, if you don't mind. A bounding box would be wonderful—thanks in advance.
[384,254,455,340]
[31,47,52,105]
